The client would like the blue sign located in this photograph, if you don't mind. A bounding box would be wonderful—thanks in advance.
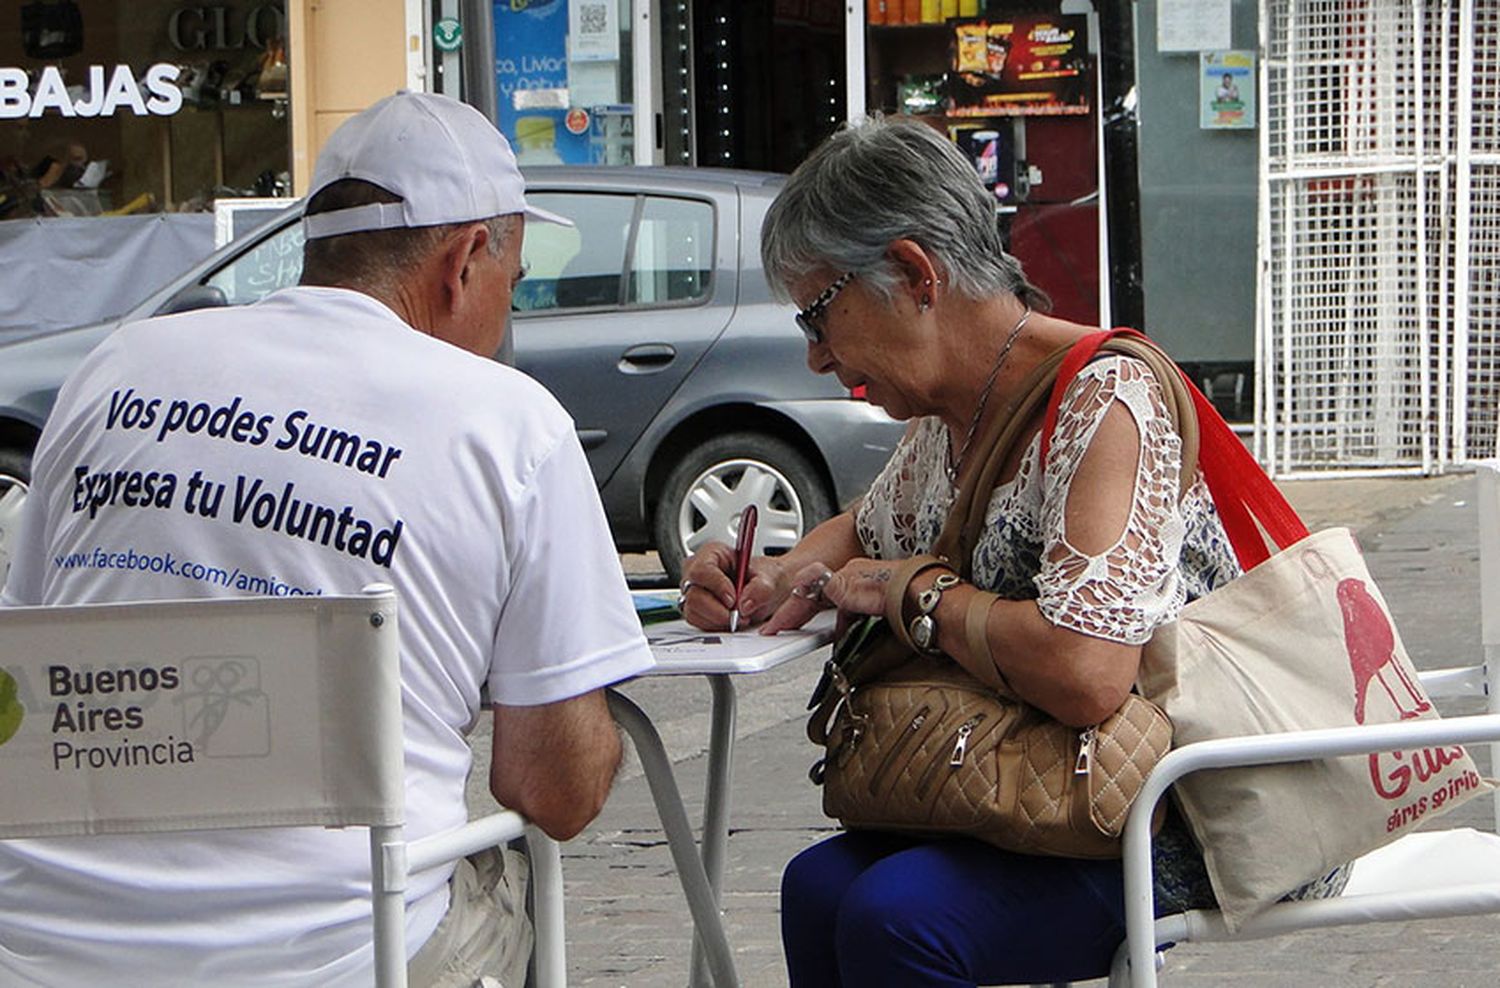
[493,0,589,165]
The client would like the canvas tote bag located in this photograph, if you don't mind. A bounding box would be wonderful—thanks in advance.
[1054,330,1492,931]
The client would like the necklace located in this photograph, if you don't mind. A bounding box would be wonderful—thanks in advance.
[946,306,1032,485]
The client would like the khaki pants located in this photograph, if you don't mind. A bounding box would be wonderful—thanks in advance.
[407,846,533,988]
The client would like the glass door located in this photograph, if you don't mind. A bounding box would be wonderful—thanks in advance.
[482,0,637,166]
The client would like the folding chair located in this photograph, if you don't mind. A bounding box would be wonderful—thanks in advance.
[0,588,563,988]
[1105,464,1500,987]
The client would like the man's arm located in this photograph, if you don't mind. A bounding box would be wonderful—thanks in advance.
[489,688,622,840]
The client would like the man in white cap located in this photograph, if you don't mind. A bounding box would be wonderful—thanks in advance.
[0,92,654,986]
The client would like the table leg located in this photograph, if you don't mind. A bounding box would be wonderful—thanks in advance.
[606,688,740,988]
[689,674,737,988]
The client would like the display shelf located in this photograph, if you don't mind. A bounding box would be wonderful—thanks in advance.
[867,21,953,34]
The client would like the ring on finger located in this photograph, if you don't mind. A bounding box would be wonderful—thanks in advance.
[791,570,833,603]
[676,580,697,610]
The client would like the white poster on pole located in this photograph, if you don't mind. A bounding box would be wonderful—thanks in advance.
[569,0,619,63]
[1158,0,1233,53]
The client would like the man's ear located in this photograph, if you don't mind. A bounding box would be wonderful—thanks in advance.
[886,238,939,303]
[439,223,491,313]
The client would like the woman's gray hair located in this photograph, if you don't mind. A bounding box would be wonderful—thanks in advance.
[762,117,1049,310]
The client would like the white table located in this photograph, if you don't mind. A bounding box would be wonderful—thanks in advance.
[607,610,837,988]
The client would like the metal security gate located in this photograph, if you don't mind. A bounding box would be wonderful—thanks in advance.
[1258,0,1500,475]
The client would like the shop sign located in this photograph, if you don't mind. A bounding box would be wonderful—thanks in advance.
[168,4,286,52]
[0,64,184,119]
[433,17,463,53]
[948,16,1091,118]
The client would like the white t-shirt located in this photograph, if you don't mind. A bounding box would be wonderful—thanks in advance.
[0,286,655,986]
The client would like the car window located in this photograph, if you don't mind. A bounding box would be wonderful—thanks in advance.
[628,197,714,305]
[205,220,306,305]
[516,192,634,312]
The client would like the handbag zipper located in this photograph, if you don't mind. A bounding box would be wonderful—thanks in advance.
[948,715,983,767]
[865,705,933,795]
[914,709,990,799]
[1074,726,1097,776]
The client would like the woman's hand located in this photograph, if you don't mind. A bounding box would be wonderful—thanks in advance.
[677,542,786,631]
[760,557,895,634]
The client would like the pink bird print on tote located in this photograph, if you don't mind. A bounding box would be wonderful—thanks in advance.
[1338,577,1431,724]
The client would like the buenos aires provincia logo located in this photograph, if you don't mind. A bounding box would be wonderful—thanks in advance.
[0,669,22,746]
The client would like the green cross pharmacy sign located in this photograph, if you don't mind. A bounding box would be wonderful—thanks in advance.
[434,18,463,53]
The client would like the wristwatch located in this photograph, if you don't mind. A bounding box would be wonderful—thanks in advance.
[909,572,961,656]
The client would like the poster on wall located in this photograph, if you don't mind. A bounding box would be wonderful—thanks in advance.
[494,0,588,165]
[949,123,1019,202]
[1158,0,1232,53]
[569,0,619,61]
[947,15,1090,117]
[1200,50,1255,130]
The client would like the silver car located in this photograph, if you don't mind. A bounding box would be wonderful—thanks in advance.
[0,167,902,582]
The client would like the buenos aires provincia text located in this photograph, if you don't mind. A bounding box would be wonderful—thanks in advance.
[47,662,193,772]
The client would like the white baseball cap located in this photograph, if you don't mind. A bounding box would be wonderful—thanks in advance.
[302,90,571,240]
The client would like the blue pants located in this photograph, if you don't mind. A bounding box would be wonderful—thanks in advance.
[781,831,1128,987]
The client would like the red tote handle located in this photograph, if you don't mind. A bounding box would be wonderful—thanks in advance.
[1039,328,1309,571]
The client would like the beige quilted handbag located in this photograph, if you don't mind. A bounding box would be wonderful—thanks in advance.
[808,646,1171,857]
[804,337,1187,858]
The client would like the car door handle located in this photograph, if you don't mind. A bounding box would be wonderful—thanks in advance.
[619,343,676,373]
[577,429,608,450]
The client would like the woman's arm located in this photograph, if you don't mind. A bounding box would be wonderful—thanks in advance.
[907,398,1150,725]
[816,360,1185,727]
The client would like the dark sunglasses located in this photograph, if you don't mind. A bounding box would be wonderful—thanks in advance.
[795,272,854,345]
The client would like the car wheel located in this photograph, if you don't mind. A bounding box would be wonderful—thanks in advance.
[0,447,32,582]
[654,432,834,585]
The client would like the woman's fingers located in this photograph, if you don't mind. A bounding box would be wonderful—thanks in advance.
[734,558,785,622]
[820,558,894,617]
[677,542,739,629]
[759,562,834,635]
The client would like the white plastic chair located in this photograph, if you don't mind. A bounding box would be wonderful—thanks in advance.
[0,588,564,988]
[1105,465,1500,987]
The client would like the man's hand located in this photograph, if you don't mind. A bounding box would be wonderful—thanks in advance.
[489,689,620,841]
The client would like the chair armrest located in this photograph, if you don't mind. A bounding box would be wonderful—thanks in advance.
[407,811,531,875]
[403,810,567,988]
[1120,712,1500,988]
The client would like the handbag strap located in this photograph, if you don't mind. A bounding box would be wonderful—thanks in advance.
[1039,328,1310,571]
[931,343,1074,577]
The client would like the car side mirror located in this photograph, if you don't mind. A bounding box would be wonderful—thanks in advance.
[156,284,229,316]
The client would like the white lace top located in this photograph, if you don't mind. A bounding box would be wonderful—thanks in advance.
[856,354,1241,642]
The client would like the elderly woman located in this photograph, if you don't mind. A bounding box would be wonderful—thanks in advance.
[677,118,1344,987]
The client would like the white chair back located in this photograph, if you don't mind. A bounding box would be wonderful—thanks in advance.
[0,590,402,840]
[0,589,564,988]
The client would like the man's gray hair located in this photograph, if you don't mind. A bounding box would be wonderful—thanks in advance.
[761,117,1048,309]
[301,179,519,294]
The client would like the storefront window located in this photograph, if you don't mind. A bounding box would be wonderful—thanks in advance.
[494,0,633,166]
[1,0,291,222]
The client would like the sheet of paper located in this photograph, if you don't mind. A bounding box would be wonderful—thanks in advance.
[642,611,837,675]
[1158,0,1232,52]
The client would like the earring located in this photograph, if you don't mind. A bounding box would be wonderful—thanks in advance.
[920,295,931,310]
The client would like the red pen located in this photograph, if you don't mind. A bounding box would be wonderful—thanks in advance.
[729,504,757,632]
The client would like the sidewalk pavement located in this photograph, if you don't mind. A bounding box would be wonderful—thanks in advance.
[469,471,1499,987]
